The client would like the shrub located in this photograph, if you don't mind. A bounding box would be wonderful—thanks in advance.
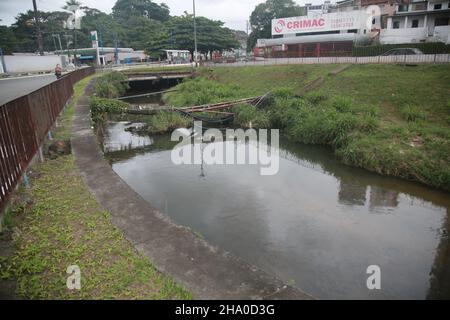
[90,97,130,125]
[94,72,129,98]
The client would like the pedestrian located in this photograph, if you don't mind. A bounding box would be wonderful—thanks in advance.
[55,64,62,79]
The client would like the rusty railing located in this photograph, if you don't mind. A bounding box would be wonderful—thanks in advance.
[0,67,95,213]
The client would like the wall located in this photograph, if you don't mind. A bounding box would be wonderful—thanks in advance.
[207,54,450,67]
[434,25,450,43]
[2,55,64,74]
[380,27,428,43]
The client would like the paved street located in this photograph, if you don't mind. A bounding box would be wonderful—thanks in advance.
[0,74,57,105]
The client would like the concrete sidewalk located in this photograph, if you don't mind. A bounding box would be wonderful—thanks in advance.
[71,82,314,300]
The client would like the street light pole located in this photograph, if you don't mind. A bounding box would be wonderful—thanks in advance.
[193,0,198,67]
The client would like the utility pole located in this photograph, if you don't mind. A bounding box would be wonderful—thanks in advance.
[52,34,58,52]
[114,32,119,65]
[73,29,78,66]
[193,0,198,67]
[32,0,44,55]
[57,34,63,52]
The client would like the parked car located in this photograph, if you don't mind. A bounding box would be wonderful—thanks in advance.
[381,48,424,56]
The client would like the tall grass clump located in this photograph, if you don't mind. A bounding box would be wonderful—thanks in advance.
[304,90,329,104]
[399,105,427,122]
[332,96,353,113]
[165,78,243,107]
[146,111,191,134]
[94,72,130,98]
[233,104,270,128]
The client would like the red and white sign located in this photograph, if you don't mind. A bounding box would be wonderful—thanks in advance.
[272,11,366,36]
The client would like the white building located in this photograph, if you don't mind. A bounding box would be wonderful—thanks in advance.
[382,0,450,44]
[255,0,450,57]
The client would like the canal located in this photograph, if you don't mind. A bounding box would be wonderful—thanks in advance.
[100,85,450,300]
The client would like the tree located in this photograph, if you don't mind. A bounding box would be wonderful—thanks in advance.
[147,14,239,57]
[0,26,18,54]
[11,10,69,52]
[113,0,170,22]
[63,0,82,10]
[247,0,305,49]
[80,8,123,48]
[6,0,239,57]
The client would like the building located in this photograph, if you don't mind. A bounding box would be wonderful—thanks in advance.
[164,50,191,64]
[59,47,148,65]
[255,0,450,57]
[381,0,450,44]
[256,3,374,57]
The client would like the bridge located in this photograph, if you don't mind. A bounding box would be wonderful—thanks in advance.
[125,71,193,82]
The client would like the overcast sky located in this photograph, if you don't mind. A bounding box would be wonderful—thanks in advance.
[0,0,326,31]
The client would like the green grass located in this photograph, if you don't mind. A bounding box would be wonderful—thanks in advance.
[202,64,337,97]
[145,111,191,134]
[0,156,192,299]
[166,64,450,191]
[0,75,193,300]
[317,64,450,126]
[93,72,130,99]
[53,74,100,141]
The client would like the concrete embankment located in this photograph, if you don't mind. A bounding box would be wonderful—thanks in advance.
[71,82,314,300]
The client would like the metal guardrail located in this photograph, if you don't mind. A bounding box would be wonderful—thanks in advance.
[0,66,95,213]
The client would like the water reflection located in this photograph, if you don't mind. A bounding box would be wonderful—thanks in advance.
[103,122,152,153]
[103,127,450,299]
[339,179,367,207]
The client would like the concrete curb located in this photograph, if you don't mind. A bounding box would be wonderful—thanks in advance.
[71,82,314,300]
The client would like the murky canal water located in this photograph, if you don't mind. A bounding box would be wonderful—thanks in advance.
[102,120,450,300]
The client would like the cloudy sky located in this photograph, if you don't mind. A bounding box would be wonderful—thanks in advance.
[0,0,325,31]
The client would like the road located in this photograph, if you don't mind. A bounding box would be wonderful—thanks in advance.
[0,74,58,105]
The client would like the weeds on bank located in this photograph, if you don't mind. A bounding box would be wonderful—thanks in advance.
[52,74,100,140]
[399,105,427,122]
[0,74,192,300]
[145,111,191,134]
[0,156,192,299]
[165,66,450,191]
[94,72,129,99]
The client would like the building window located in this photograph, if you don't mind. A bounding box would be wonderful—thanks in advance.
[434,17,449,26]
[434,4,442,10]
[393,21,400,29]
[412,20,419,28]
[413,4,426,11]
[398,5,408,12]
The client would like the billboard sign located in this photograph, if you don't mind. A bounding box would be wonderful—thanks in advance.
[272,11,367,36]
[90,31,98,49]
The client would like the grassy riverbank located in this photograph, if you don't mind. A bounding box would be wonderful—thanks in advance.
[0,77,192,299]
[165,64,450,191]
